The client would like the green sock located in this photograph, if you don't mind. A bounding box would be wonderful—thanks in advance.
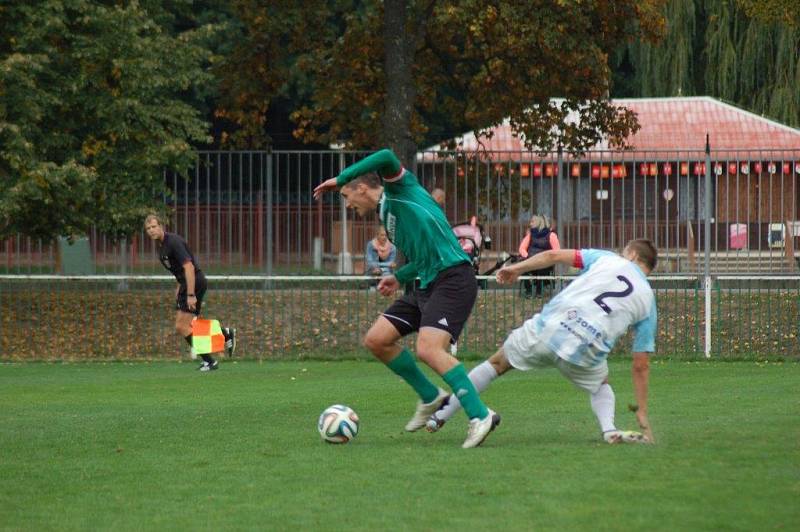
[386,349,440,403]
[442,363,489,420]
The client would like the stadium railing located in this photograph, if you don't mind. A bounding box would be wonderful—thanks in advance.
[1,274,797,361]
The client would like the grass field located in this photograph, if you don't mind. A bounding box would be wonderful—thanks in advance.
[1,359,798,531]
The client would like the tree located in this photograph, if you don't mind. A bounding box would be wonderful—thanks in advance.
[0,1,215,241]
[611,0,800,128]
[218,0,667,165]
[737,0,800,26]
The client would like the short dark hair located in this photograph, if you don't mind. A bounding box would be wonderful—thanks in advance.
[626,239,658,270]
[342,172,382,190]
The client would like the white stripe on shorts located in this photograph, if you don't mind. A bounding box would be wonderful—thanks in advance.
[382,313,412,328]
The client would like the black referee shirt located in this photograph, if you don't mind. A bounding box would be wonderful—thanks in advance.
[158,232,204,286]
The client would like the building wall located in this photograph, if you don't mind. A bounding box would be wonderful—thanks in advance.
[716,174,799,222]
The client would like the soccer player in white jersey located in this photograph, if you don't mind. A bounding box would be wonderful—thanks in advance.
[426,239,658,444]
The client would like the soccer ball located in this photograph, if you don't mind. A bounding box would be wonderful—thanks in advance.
[318,404,360,444]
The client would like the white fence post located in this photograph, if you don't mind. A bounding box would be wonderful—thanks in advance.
[704,135,713,358]
[704,275,712,358]
[336,150,353,274]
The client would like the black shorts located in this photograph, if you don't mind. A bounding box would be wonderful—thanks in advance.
[175,275,207,316]
[382,262,477,341]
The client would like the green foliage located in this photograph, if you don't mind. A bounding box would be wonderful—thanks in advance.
[632,0,698,96]
[219,0,667,157]
[737,0,800,26]
[0,1,215,241]
[613,0,800,128]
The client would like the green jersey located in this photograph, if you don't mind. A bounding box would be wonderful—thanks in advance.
[336,149,470,289]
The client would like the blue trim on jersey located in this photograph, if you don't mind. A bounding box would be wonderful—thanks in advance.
[579,249,616,272]
[628,261,649,283]
[632,304,658,352]
[582,248,649,282]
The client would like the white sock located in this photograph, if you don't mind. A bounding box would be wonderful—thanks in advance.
[590,383,617,433]
[438,361,498,422]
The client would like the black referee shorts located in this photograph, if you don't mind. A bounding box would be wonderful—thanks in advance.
[382,262,477,342]
[175,275,207,316]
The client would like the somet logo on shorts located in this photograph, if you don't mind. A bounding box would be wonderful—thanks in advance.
[438,317,449,326]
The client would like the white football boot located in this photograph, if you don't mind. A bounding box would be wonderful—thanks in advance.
[404,389,450,432]
[603,430,650,444]
[462,409,501,449]
[198,360,219,372]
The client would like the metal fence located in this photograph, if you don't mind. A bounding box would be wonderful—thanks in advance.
[1,148,798,359]
[1,274,797,360]
[2,148,798,275]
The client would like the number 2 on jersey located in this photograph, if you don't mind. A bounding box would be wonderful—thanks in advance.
[593,275,633,314]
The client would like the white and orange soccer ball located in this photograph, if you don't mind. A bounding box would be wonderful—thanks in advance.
[318,404,360,444]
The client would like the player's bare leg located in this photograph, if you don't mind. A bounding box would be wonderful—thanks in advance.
[414,327,458,374]
[175,311,194,338]
[363,316,403,363]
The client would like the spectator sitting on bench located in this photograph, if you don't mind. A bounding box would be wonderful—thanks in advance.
[366,226,397,286]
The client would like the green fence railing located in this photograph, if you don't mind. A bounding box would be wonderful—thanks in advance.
[1,275,797,360]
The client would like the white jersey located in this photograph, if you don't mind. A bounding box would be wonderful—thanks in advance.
[533,249,657,368]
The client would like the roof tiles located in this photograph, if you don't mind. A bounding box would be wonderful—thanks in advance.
[437,97,800,156]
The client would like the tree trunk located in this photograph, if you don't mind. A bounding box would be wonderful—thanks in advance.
[382,0,418,170]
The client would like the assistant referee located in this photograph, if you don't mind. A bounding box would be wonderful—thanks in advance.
[144,214,236,371]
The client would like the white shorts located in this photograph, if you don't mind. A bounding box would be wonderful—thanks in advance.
[502,315,609,394]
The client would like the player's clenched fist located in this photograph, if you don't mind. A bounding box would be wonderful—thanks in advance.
[377,275,399,296]
[496,266,520,285]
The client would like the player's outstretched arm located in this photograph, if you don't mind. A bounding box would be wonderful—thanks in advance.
[496,249,575,284]
[335,149,400,185]
[313,150,401,200]
[631,352,654,443]
[313,177,339,200]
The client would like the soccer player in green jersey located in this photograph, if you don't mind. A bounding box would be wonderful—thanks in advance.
[314,149,500,448]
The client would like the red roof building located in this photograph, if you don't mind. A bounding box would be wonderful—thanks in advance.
[424,96,799,155]
[417,98,799,267]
